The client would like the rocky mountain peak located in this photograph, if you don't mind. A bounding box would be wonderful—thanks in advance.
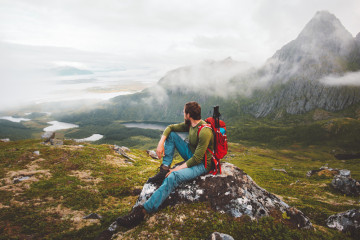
[299,11,349,37]
[296,11,354,53]
[356,32,360,45]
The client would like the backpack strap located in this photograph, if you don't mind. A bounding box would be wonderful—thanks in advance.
[197,124,214,170]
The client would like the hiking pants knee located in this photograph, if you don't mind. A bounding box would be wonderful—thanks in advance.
[143,132,207,213]
[143,163,207,213]
[162,131,193,167]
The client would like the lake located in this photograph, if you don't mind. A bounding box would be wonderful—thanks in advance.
[44,121,79,132]
[75,134,104,142]
[0,116,31,123]
[123,122,188,139]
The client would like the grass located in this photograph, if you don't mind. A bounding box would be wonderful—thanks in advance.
[0,139,359,239]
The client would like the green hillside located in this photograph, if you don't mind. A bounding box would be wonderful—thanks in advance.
[0,139,358,239]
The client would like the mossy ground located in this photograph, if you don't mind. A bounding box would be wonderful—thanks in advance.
[0,139,358,239]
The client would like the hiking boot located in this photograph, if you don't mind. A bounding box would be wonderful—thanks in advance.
[146,164,169,184]
[116,205,146,228]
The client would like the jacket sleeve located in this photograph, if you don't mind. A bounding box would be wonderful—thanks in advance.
[163,122,189,137]
[186,127,212,168]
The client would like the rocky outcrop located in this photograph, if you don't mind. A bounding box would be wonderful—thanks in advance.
[111,163,311,231]
[326,209,360,235]
[331,172,360,196]
[134,162,312,229]
[306,166,340,177]
[207,232,235,240]
[103,163,312,237]
[113,145,134,162]
[146,150,159,159]
[248,11,360,117]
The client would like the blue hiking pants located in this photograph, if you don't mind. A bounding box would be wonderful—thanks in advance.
[143,132,207,213]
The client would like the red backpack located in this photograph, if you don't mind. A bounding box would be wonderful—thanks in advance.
[197,106,228,175]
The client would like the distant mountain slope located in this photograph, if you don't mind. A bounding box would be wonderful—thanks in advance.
[247,11,360,117]
[60,11,360,124]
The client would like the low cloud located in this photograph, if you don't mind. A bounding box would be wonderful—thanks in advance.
[319,71,360,86]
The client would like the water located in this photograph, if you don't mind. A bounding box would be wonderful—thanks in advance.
[0,116,31,123]
[43,121,79,132]
[75,134,104,142]
[123,122,188,139]
[123,122,168,131]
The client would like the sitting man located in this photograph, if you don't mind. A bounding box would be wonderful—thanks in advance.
[97,101,214,238]
[117,101,214,227]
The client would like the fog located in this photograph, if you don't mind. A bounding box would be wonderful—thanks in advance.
[1,0,359,111]
[320,71,360,86]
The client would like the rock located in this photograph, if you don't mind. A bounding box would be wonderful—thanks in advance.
[339,169,351,178]
[13,175,32,184]
[120,146,130,152]
[146,150,159,159]
[272,168,287,174]
[83,213,102,219]
[133,162,312,229]
[326,209,360,235]
[207,232,234,240]
[42,132,55,143]
[33,151,40,155]
[0,138,10,142]
[50,139,63,146]
[114,145,135,162]
[331,175,360,196]
[306,166,340,177]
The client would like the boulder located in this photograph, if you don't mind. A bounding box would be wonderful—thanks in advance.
[207,232,234,240]
[136,162,312,228]
[41,132,55,143]
[331,175,360,196]
[0,138,10,142]
[146,150,159,159]
[103,162,313,238]
[326,209,360,235]
[114,145,135,162]
[306,166,340,177]
[50,139,63,146]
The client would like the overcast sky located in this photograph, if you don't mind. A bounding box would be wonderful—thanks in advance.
[0,0,359,110]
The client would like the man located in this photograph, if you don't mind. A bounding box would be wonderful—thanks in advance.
[98,101,214,238]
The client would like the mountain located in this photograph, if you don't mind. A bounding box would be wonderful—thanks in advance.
[158,57,252,97]
[248,11,360,117]
[59,11,360,125]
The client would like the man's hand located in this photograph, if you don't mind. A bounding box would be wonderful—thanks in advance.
[156,135,167,159]
[156,143,164,159]
[165,162,188,178]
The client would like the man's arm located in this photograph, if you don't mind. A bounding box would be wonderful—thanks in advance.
[158,122,189,159]
[156,135,167,159]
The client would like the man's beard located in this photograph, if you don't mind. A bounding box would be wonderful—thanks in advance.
[184,119,191,126]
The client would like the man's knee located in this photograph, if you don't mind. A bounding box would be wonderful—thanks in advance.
[167,132,177,141]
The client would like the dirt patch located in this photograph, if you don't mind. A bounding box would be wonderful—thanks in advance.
[0,158,51,193]
[105,155,129,167]
[61,145,85,151]
[69,170,103,184]
[45,204,100,230]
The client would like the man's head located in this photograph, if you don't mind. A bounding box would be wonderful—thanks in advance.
[184,101,201,123]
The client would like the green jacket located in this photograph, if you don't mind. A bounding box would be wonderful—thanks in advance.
[163,120,214,171]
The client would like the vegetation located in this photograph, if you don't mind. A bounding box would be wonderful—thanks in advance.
[0,139,358,239]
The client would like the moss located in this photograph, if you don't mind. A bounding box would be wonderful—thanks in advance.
[0,139,359,239]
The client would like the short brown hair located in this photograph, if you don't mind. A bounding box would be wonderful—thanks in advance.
[184,101,201,120]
